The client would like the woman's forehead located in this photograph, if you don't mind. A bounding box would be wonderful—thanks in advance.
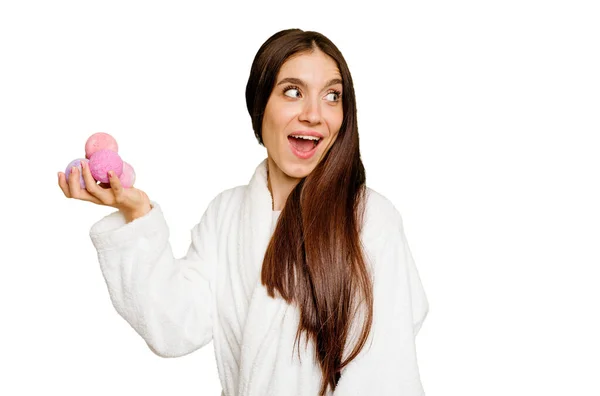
[277,52,342,86]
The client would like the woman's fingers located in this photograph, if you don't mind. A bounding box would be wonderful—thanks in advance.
[58,172,71,198]
[58,164,146,213]
[80,161,113,204]
[108,170,126,205]
[67,166,104,205]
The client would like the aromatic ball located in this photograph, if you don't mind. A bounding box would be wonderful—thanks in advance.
[65,158,90,189]
[89,149,123,183]
[85,132,118,159]
[119,161,136,188]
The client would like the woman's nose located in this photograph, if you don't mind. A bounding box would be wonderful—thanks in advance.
[299,97,322,124]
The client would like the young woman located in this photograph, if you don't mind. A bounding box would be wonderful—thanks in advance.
[58,28,429,396]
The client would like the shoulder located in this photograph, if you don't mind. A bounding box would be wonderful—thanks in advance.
[210,185,245,206]
[361,187,405,245]
[363,187,404,230]
[204,185,246,218]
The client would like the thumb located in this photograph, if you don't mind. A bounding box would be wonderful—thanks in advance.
[108,171,126,205]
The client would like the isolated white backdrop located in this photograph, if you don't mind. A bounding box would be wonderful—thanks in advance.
[1,0,599,395]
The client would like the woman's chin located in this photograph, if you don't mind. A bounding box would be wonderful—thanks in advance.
[282,161,316,179]
[268,152,319,180]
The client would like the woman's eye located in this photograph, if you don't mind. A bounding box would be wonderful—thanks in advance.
[325,92,340,101]
[283,87,340,101]
[284,88,300,98]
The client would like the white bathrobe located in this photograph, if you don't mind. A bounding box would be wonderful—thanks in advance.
[89,158,429,395]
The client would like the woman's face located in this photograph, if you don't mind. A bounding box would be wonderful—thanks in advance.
[262,48,344,180]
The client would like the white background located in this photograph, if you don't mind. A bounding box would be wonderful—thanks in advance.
[1,0,599,395]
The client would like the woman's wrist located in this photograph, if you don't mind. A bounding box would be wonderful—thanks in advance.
[123,202,152,223]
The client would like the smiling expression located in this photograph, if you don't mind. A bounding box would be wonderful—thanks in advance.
[261,48,344,179]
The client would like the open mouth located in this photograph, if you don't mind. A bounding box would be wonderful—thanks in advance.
[287,135,322,152]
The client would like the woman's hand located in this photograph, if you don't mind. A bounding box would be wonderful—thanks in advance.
[58,160,152,221]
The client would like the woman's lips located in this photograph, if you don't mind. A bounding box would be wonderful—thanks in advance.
[288,136,321,159]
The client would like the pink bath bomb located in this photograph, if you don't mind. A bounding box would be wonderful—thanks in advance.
[64,158,90,189]
[119,161,136,188]
[89,149,123,183]
[85,132,118,159]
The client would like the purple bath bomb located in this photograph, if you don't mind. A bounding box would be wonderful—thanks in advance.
[89,149,123,183]
[85,132,118,159]
[119,161,136,188]
[64,158,90,189]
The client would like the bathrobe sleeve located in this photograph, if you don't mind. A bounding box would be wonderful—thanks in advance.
[88,199,218,358]
[334,207,429,395]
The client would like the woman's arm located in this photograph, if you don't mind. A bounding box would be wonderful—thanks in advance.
[335,208,429,395]
[88,199,218,358]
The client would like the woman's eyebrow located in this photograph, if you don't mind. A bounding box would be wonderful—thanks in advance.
[276,77,343,89]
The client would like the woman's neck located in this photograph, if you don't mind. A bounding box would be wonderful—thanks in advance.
[267,158,300,211]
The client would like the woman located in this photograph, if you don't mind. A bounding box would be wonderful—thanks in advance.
[58,28,429,396]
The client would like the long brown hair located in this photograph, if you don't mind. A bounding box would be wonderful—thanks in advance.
[245,29,373,395]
